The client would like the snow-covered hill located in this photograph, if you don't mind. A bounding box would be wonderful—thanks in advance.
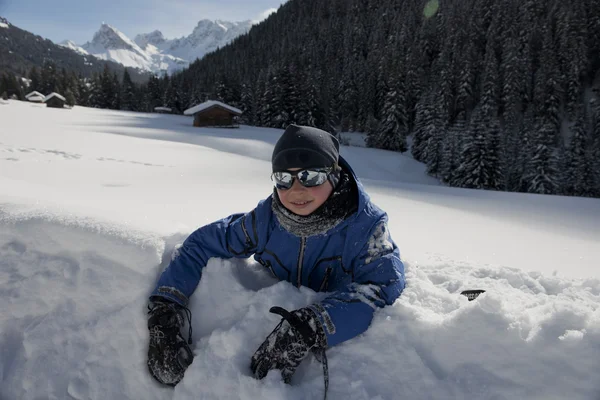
[61,20,252,75]
[0,100,599,400]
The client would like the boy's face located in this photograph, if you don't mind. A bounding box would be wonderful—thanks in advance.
[276,168,334,216]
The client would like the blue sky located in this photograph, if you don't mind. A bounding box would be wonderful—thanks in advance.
[0,0,284,44]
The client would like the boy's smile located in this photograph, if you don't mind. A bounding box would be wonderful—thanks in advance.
[277,168,333,216]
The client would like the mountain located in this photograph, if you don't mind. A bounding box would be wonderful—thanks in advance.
[135,20,253,65]
[0,17,150,83]
[71,20,252,76]
[58,40,88,55]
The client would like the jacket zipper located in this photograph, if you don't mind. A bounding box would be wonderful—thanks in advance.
[297,237,306,288]
[319,267,332,292]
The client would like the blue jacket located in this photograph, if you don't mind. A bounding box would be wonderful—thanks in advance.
[151,157,405,347]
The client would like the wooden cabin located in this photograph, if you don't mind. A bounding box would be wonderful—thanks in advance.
[45,92,66,108]
[183,100,242,128]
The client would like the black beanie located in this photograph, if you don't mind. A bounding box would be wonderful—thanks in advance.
[272,124,340,172]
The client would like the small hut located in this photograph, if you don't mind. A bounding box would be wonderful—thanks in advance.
[26,91,45,103]
[44,92,66,108]
[183,100,242,128]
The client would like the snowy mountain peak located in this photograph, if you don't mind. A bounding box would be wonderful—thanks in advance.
[0,16,10,28]
[134,30,166,49]
[58,40,89,55]
[88,23,141,52]
[65,19,252,75]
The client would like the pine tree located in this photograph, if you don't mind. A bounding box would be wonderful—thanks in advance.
[521,122,561,194]
[88,73,101,108]
[452,105,503,190]
[110,72,120,110]
[591,97,600,196]
[369,81,408,152]
[260,70,281,127]
[278,64,300,127]
[28,66,42,93]
[239,83,255,125]
[534,26,562,132]
[77,75,90,107]
[411,91,435,162]
[120,69,136,111]
[440,113,466,184]
[563,114,595,196]
[146,75,163,111]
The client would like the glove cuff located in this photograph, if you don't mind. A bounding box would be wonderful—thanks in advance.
[269,306,327,349]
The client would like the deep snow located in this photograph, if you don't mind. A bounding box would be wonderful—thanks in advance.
[1,100,599,400]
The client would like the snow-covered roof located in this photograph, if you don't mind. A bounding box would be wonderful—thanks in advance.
[27,95,45,102]
[26,91,45,99]
[154,106,172,112]
[44,92,66,102]
[184,100,242,116]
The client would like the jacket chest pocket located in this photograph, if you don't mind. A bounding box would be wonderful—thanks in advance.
[308,257,343,292]
[256,250,291,282]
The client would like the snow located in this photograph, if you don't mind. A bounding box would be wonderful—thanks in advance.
[0,100,599,400]
[184,100,242,116]
[25,91,44,99]
[58,40,90,56]
[0,22,8,29]
[44,92,66,102]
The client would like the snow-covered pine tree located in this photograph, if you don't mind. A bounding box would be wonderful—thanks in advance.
[586,0,600,76]
[278,64,301,128]
[411,91,435,163]
[521,121,561,194]
[591,97,600,196]
[87,73,100,108]
[146,75,162,111]
[164,79,182,114]
[451,103,503,190]
[76,75,90,107]
[240,83,256,125]
[260,70,280,127]
[451,37,504,190]
[301,77,322,128]
[441,113,466,184]
[534,25,562,133]
[424,90,447,176]
[370,77,408,152]
[563,114,595,196]
[561,1,588,120]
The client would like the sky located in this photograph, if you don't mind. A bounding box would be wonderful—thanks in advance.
[0,99,598,400]
[0,0,283,44]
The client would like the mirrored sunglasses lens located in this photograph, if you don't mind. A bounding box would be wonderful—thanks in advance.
[273,172,293,189]
[299,170,328,187]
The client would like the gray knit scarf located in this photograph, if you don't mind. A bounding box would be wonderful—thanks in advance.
[271,169,358,237]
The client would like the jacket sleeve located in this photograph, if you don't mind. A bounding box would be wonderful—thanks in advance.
[150,205,265,306]
[308,216,405,347]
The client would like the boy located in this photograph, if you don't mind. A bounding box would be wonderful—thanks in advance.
[147,124,406,390]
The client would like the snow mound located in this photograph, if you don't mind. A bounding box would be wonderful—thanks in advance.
[1,216,598,400]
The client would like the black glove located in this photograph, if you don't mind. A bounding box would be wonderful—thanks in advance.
[147,300,194,386]
[250,306,327,383]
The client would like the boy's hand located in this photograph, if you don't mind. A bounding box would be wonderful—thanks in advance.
[250,306,326,382]
[147,300,194,386]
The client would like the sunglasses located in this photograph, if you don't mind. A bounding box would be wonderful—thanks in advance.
[271,168,332,190]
